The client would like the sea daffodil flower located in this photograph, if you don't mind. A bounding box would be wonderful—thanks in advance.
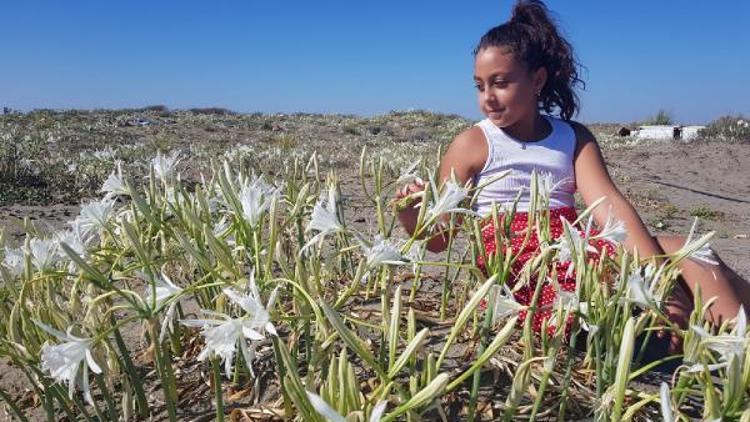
[35,321,102,405]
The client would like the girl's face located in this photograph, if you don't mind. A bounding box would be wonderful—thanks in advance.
[473,46,546,128]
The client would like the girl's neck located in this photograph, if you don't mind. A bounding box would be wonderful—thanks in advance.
[502,112,551,142]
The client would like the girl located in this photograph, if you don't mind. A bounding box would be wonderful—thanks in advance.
[395,0,750,352]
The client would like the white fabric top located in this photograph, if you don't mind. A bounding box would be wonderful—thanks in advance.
[471,114,578,215]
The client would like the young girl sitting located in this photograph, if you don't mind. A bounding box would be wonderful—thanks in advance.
[395,0,750,352]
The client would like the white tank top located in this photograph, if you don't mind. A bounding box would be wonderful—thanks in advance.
[471,115,577,215]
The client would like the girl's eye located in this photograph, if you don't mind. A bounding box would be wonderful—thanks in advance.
[493,80,508,88]
[474,84,483,91]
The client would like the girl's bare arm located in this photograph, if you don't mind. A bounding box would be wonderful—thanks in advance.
[397,126,488,252]
[571,122,665,258]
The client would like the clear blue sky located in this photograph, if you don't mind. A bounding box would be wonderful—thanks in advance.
[2,1,748,124]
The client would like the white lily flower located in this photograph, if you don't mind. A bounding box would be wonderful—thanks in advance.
[302,184,345,253]
[551,216,596,277]
[75,197,116,237]
[685,306,747,374]
[2,247,25,277]
[688,306,747,374]
[403,239,426,273]
[679,217,719,266]
[54,227,93,272]
[306,391,387,422]
[151,150,181,182]
[592,206,627,244]
[239,175,280,227]
[35,321,102,405]
[182,269,279,378]
[625,262,664,309]
[28,237,60,271]
[488,284,525,320]
[143,271,184,342]
[553,216,596,262]
[181,313,265,379]
[224,269,279,336]
[547,282,593,331]
[360,235,409,268]
[536,171,570,201]
[424,178,477,223]
[100,160,129,197]
[395,162,422,186]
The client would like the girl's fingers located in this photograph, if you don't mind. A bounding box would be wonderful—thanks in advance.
[397,182,424,199]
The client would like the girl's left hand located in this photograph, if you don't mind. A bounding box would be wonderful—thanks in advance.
[658,279,692,354]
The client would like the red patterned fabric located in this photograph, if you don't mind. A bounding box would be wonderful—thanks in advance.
[477,207,616,336]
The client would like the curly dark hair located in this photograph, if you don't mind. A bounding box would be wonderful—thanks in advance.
[473,0,585,121]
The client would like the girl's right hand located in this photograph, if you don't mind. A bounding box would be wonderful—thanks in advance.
[393,179,426,210]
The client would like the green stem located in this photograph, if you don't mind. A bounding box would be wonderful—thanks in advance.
[466,294,495,422]
[95,372,118,422]
[112,323,150,418]
[212,357,225,422]
[149,321,178,422]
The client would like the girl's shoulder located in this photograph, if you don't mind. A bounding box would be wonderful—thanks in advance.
[441,125,489,178]
[565,120,599,159]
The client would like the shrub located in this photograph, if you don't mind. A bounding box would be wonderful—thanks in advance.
[643,109,673,125]
[699,114,750,142]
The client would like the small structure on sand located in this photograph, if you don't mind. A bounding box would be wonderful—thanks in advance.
[627,125,706,141]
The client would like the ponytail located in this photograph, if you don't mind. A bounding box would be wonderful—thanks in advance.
[474,0,584,121]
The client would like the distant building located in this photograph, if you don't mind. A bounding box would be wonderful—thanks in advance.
[629,125,706,141]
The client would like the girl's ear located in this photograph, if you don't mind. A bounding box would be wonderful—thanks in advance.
[532,67,548,95]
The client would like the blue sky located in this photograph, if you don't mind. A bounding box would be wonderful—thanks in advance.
[2,1,748,123]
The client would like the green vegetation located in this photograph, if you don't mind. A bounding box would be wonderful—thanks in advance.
[699,114,750,142]
[643,109,673,126]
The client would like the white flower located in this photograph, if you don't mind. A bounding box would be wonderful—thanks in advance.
[550,216,596,276]
[181,314,265,379]
[592,206,627,244]
[424,179,476,223]
[679,217,719,266]
[546,281,593,331]
[360,235,409,268]
[625,263,664,309]
[35,321,102,405]
[536,171,570,201]
[28,238,60,271]
[151,150,181,182]
[488,284,525,320]
[182,270,278,378]
[75,197,116,237]
[239,175,280,227]
[687,306,747,374]
[100,161,129,197]
[306,391,387,422]
[54,227,93,272]
[404,240,426,273]
[395,162,422,186]
[143,271,184,342]
[302,184,345,253]
[2,247,25,277]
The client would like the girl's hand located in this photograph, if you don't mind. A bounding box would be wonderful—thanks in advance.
[658,279,692,354]
[393,179,426,211]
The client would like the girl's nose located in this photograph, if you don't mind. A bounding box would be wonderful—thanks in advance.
[482,88,495,102]
[483,89,495,103]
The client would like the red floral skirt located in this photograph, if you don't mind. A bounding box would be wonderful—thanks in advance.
[477,207,616,336]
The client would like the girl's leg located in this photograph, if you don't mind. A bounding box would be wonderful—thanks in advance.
[655,235,750,326]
